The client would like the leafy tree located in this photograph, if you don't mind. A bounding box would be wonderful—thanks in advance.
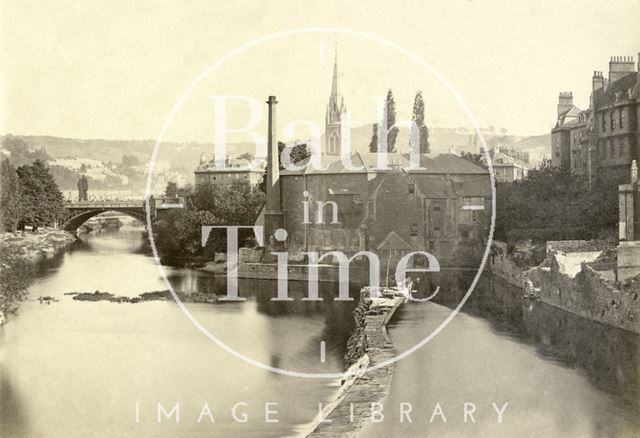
[494,159,618,243]
[153,183,265,264]
[0,159,22,232]
[460,151,486,169]
[16,160,64,231]
[121,154,140,167]
[258,142,310,193]
[410,91,430,154]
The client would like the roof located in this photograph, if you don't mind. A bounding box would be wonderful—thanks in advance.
[554,105,582,129]
[594,72,638,107]
[376,231,414,251]
[195,157,265,173]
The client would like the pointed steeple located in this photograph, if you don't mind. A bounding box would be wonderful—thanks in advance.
[331,46,338,98]
[325,44,346,156]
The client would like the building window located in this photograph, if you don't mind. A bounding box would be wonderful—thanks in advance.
[611,111,616,131]
[610,142,615,159]
[619,142,626,158]
[408,183,415,194]
[602,113,606,132]
[410,223,418,236]
[620,108,624,129]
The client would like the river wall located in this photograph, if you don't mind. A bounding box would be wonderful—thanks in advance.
[307,288,404,437]
[489,240,640,335]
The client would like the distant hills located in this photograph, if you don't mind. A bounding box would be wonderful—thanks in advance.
[1,128,550,192]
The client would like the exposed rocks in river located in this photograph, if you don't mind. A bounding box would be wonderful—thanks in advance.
[70,289,225,304]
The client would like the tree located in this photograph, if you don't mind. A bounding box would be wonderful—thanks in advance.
[0,159,22,231]
[153,183,265,264]
[410,91,430,154]
[16,160,64,231]
[369,90,399,153]
[460,152,486,169]
[385,89,399,152]
[494,159,618,243]
[258,142,310,193]
[368,123,379,152]
[121,154,140,167]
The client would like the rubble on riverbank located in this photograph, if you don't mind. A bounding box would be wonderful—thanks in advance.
[0,229,76,265]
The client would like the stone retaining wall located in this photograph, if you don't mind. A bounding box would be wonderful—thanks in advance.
[307,288,404,437]
[490,240,640,335]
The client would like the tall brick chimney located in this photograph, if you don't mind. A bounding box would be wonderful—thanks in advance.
[266,95,280,211]
[609,56,636,83]
[264,95,284,248]
[557,92,573,116]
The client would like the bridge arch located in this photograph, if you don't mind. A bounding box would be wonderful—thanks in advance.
[62,208,148,232]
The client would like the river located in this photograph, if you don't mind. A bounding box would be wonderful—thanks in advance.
[0,229,355,438]
[360,275,640,437]
[1,230,638,437]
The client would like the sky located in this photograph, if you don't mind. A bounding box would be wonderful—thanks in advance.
[1,0,639,143]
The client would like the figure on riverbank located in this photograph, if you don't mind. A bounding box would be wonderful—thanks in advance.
[77,175,89,201]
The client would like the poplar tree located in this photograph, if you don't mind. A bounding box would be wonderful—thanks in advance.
[411,91,430,154]
[369,90,399,153]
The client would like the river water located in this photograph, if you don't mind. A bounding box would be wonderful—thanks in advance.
[361,275,640,438]
[0,229,355,438]
[1,230,639,437]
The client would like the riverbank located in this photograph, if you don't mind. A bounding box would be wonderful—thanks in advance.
[307,287,405,437]
[0,228,76,265]
[0,228,75,322]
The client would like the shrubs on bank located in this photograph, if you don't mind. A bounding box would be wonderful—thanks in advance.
[0,246,35,315]
[495,160,618,244]
[152,182,265,266]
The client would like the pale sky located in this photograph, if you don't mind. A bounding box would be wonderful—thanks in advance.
[1,0,639,143]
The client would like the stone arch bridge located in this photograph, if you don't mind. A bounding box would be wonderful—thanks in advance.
[61,198,183,232]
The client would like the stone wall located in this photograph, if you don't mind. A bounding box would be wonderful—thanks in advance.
[237,261,366,284]
[488,241,528,288]
[307,288,405,437]
[490,240,640,334]
[547,240,606,253]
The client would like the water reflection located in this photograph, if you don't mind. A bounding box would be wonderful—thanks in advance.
[0,230,355,438]
[360,272,639,437]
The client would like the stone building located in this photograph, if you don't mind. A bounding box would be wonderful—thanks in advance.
[483,147,529,182]
[254,56,491,267]
[194,156,265,189]
[551,54,639,185]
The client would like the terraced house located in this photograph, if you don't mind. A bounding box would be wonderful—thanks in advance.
[551,54,640,185]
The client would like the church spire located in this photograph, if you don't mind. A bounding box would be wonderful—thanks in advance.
[325,45,345,156]
[331,46,338,98]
